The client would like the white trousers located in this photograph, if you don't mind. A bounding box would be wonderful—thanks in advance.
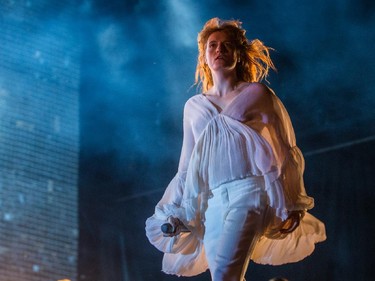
[203,176,268,281]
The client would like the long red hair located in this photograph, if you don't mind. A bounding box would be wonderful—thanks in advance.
[195,17,276,92]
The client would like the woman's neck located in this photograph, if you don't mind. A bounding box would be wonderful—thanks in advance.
[210,72,239,97]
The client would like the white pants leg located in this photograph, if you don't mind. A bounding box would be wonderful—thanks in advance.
[203,176,267,281]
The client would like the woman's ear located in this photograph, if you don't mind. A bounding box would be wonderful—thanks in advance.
[237,51,241,63]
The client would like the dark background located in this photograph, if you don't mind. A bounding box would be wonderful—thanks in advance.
[77,1,375,280]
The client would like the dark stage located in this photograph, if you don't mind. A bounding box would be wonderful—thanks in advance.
[0,0,374,280]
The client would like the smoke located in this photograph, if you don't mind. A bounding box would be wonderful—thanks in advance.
[78,0,375,197]
[71,1,375,279]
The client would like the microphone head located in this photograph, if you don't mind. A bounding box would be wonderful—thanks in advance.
[161,223,174,234]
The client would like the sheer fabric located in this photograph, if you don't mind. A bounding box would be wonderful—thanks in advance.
[145,84,326,276]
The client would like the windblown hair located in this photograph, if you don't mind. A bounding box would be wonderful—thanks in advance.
[195,17,276,92]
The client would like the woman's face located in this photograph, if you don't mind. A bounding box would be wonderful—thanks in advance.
[205,30,238,73]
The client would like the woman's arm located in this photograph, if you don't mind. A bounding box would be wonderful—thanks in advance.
[154,100,196,208]
[177,101,196,175]
[238,84,312,227]
[161,101,196,236]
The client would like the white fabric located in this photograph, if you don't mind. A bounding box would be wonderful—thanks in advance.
[145,84,326,277]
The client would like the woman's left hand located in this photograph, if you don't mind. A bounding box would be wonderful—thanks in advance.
[279,210,305,234]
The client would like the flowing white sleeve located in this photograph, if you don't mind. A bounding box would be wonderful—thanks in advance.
[250,89,326,265]
[145,101,200,253]
[263,92,314,215]
[145,101,208,276]
[240,88,314,220]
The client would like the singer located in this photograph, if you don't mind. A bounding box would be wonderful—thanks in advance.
[145,18,326,281]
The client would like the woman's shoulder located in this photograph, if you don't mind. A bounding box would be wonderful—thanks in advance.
[238,82,275,106]
[242,82,273,97]
[183,94,205,113]
[185,94,204,107]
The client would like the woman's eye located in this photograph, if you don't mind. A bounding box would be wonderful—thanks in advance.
[225,42,234,49]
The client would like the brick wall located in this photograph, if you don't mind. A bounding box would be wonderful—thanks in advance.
[0,1,80,280]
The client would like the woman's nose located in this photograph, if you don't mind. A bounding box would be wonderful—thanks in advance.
[216,43,226,53]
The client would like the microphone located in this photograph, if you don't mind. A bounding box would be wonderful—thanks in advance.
[161,223,176,234]
[161,218,190,236]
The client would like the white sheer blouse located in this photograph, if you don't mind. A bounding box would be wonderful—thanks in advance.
[145,83,326,276]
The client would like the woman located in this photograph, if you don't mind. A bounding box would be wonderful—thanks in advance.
[145,18,326,281]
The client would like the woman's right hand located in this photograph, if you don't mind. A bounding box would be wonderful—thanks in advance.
[161,216,190,237]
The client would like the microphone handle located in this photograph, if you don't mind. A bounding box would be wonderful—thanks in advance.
[161,223,190,234]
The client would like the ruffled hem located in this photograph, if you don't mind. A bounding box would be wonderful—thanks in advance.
[162,247,208,277]
[251,212,327,265]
